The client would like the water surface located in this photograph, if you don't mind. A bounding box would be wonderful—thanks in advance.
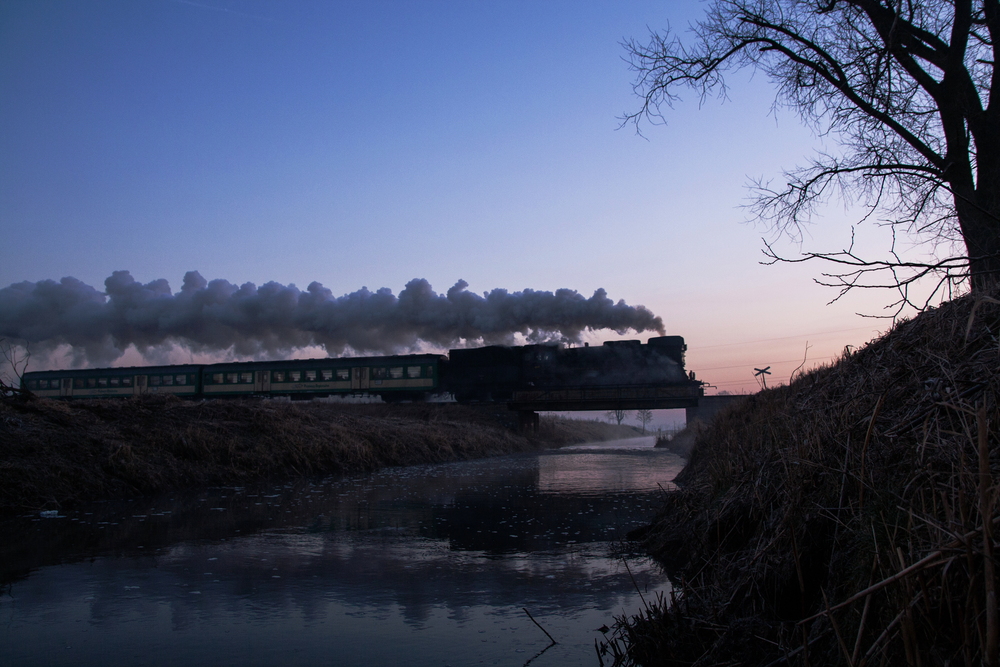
[1,436,682,666]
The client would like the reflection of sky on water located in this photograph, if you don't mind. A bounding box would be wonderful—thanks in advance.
[539,436,679,495]
[0,440,684,667]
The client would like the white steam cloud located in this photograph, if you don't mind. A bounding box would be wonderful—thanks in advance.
[0,271,666,366]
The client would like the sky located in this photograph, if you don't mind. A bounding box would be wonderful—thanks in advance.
[1,0,931,397]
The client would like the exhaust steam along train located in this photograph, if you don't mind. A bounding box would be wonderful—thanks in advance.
[21,336,693,403]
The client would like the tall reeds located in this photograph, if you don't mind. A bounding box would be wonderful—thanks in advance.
[607,289,1000,666]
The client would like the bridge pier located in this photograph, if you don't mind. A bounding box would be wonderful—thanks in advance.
[517,410,539,434]
[685,395,746,426]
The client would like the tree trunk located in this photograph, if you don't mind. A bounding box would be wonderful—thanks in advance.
[961,205,1000,291]
[961,114,1000,291]
[956,170,1000,292]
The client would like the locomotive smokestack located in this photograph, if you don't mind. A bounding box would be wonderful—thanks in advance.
[0,272,666,366]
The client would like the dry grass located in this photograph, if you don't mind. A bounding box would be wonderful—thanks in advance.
[603,288,1000,666]
[0,398,636,515]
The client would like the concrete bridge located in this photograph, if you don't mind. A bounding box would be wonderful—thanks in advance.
[506,382,703,413]
[506,383,745,432]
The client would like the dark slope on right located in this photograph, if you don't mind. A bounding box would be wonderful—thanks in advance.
[609,288,1000,666]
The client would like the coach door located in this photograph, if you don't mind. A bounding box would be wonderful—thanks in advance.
[135,375,146,396]
[60,378,72,397]
[352,367,369,391]
[254,370,270,393]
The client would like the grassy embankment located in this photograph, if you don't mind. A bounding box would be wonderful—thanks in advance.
[605,288,1000,666]
[0,397,638,515]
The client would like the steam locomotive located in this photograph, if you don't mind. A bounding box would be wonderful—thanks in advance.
[21,336,691,403]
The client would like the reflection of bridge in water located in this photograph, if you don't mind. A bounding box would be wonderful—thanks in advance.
[507,384,744,431]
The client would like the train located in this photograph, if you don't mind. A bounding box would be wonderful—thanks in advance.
[20,335,693,403]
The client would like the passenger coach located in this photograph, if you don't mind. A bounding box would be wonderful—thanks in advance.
[199,354,444,400]
[22,365,203,399]
[21,354,446,402]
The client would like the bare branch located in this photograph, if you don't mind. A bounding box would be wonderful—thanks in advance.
[0,338,33,401]
[626,0,1000,298]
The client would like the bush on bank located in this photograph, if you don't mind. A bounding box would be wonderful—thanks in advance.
[605,289,1000,666]
[0,398,635,515]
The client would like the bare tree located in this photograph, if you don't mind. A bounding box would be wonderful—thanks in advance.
[635,408,654,433]
[607,408,632,425]
[625,0,1000,304]
[0,339,31,399]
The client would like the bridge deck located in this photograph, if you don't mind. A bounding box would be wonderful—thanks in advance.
[507,382,703,412]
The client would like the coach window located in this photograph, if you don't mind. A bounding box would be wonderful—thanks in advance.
[150,376,161,386]
[406,366,421,378]
[320,370,333,381]
[224,373,235,384]
[74,378,84,388]
[123,377,133,387]
[98,377,108,387]
[305,370,317,381]
[240,372,251,383]
[336,369,349,380]
[176,375,187,385]
[212,373,223,384]
[110,377,120,387]
[372,367,387,379]
[290,371,301,382]
[389,367,403,379]
[163,375,174,385]
[28,380,39,390]
[273,371,285,382]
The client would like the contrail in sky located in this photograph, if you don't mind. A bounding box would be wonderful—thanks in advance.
[0,272,666,366]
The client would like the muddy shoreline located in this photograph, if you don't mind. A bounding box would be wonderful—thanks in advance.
[0,396,639,516]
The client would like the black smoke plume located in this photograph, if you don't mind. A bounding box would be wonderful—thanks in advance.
[0,271,665,366]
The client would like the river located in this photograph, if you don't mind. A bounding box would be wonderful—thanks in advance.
[1,436,682,667]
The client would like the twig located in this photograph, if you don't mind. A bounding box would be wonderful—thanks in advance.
[858,601,913,665]
[523,607,557,645]
[964,297,1000,343]
[622,557,649,611]
[858,393,885,510]
[522,640,556,666]
[760,629,831,667]
[789,341,811,384]
[797,521,1000,625]
[979,403,998,666]
[822,589,855,666]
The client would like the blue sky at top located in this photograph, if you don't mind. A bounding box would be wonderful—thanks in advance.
[1,0,907,391]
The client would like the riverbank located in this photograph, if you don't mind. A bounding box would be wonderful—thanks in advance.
[0,397,638,515]
[608,288,1000,666]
